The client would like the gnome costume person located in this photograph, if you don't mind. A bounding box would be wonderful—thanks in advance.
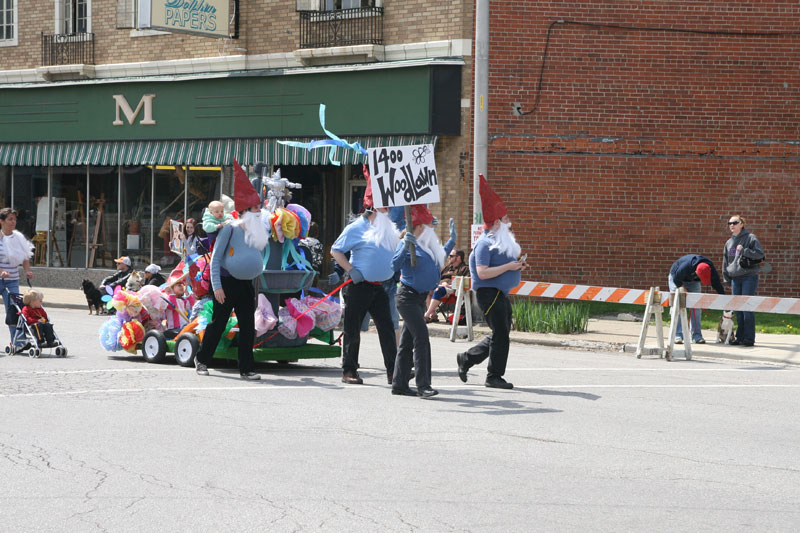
[195,159,268,381]
[456,174,528,390]
[330,165,400,385]
[390,204,457,399]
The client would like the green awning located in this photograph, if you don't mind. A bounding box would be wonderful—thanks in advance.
[0,135,437,167]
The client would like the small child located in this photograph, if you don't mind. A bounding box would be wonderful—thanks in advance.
[21,290,58,348]
[202,200,231,235]
[163,279,197,331]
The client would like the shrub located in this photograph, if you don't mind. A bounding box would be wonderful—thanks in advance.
[512,300,590,334]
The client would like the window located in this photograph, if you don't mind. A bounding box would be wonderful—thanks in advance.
[0,0,17,46]
[116,0,136,29]
[324,0,376,9]
[56,0,90,35]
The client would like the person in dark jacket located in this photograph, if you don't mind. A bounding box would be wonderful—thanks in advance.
[668,254,726,344]
[100,256,133,292]
[144,264,167,287]
[722,214,765,346]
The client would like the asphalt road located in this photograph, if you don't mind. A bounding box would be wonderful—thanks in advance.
[2,308,799,532]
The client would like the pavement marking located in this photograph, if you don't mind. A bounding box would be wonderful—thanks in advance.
[2,383,800,398]
[1,366,794,376]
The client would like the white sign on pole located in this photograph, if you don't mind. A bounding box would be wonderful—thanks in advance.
[470,224,484,249]
[367,144,439,208]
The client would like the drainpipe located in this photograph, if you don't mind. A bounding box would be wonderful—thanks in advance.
[472,0,488,226]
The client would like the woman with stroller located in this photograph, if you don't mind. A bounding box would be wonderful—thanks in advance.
[0,208,34,350]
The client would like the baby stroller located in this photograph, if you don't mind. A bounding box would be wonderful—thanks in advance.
[4,291,67,358]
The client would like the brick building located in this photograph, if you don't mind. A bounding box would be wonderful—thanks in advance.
[0,0,474,283]
[485,1,800,297]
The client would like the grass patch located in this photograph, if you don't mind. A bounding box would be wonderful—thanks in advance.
[579,301,800,335]
[512,300,590,334]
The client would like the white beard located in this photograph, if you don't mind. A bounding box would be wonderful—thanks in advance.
[236,210,269,251]
[489,222,521,258]
[416,226,447,270]
[364,211,400,252]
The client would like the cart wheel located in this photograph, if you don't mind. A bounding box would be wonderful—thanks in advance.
[142,330,167,364]
[60,347,68,358]
[4,345,10,354]
[29,348,39,358]
[55,346,66,357]
[174,334,199,367]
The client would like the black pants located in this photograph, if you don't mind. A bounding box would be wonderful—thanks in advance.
[30,322,56,346]
[342,280,396,376]
[393,284,431,390]
[196,277,256,374]
[463,287,512,379]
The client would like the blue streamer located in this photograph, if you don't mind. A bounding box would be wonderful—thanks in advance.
[277,104,368,166]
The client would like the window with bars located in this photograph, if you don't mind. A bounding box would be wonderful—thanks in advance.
[0,0,17,45]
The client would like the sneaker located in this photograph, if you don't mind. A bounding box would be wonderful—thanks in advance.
[195,362,209,376]
[485,376,513,389]
[240,372,261,381]
[693,338,706,344]
[674,338,684,345]
[342,370,363,384]
[417,387,439,399]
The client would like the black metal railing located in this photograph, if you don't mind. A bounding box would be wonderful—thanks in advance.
[299,7,383,48]
[41,32,95,66]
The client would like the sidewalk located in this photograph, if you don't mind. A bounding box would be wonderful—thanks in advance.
[43,288,800,366]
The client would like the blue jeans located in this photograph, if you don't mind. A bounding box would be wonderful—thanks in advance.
[0,278,21,346]
[668,274,703,341]
[731,275,759,344]
[361,278,399,332]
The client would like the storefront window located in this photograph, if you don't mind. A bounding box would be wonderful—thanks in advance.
[121,166,152,270]
[50,166,86,268]
[153,166,186,270]
[88,166,119,268]
[0,167,10,210]
[186,167,221,225]
[13,167,47,265]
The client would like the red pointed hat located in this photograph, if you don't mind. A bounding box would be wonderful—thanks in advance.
[233,159,261,212]
[362,164,374,209]
[410,204,434,227]
[479,174,507,226]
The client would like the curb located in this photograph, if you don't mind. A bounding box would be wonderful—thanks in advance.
[426,324,625,353]
[623,343,800,367]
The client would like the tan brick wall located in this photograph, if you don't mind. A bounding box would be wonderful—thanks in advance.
[1,1,472,69]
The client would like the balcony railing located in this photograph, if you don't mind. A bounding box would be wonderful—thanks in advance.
[41,32,95,66]
[299,7,384,49]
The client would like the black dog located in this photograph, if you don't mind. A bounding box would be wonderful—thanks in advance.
[81,279,104,315]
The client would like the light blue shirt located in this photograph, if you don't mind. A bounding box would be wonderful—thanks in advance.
[469,231,520,294]
[392,237,455,293]
[211,224,265,290]
[332,216,395,282]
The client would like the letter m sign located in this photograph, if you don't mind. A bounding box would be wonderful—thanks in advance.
[112,94,157,126]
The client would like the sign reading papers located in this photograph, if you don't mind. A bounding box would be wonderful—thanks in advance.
[367,144,439,208]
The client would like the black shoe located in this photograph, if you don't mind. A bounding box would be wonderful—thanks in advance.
[240,372,261,381]
[456,353,469,383]
[195,362,209,376]
[391,388,416,397]
[730,339,741,346]
[742,341,754,347]
[485,376,513,389]
[342,370,363,385]
[417,387,439,399]
[693,338,706,344]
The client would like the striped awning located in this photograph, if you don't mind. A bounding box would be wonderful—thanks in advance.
[0,135,438,167]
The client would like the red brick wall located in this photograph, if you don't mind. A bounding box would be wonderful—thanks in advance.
[485,1,800,297]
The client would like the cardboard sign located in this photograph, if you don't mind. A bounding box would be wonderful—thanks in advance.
[367,144,439,208]
[470,224,484,249]
[169,219,185,255]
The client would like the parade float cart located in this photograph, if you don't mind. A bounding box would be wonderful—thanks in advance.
[137,167,342,367]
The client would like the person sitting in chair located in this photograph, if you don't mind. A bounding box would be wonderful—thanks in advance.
[424,249,470,323]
